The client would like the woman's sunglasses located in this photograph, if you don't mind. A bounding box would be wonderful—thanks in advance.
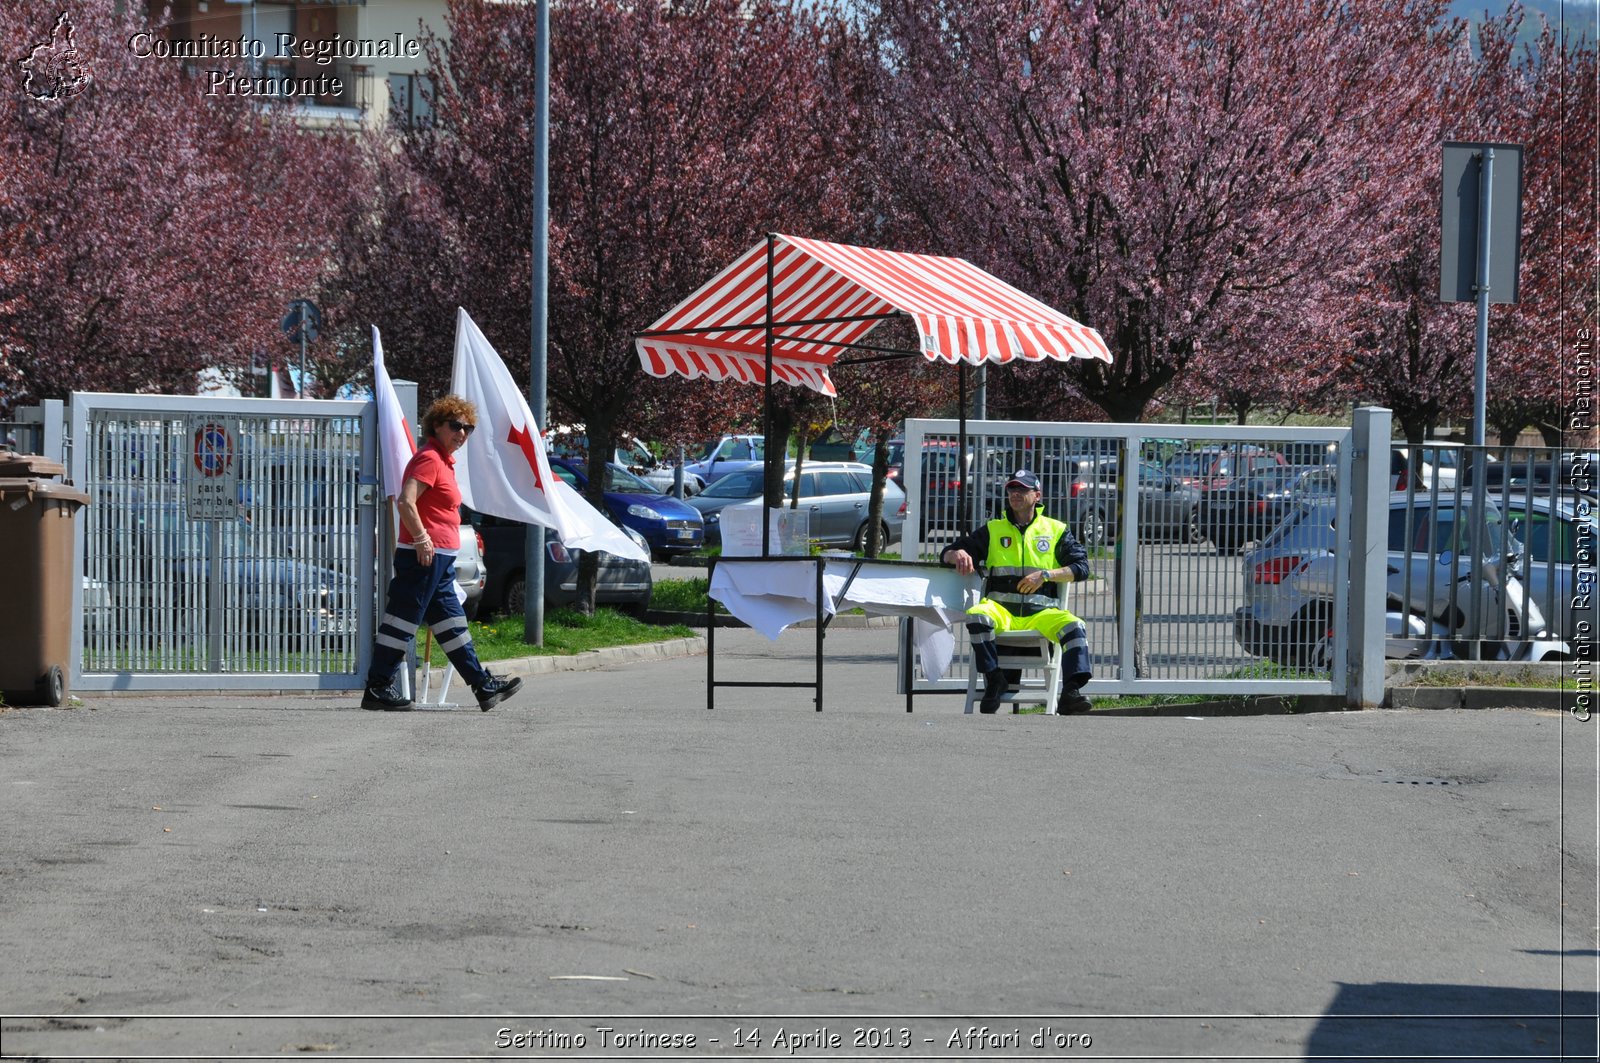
[447,419,475,435]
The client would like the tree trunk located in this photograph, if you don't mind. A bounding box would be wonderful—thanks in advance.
[789,424,809,509]
[575,415,620,616]
[864,433,892,558]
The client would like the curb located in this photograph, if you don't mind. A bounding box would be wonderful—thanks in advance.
[1092,695,1350,717]
[492,636,706,678]
[643,610,897,630]
[1386,686,1571,711]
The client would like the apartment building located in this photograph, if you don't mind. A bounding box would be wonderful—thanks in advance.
[143,0,446,128]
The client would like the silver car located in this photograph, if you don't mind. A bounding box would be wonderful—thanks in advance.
[1234,491,1565,668]
[687,461,906,551]
[454,520,488,620]
[1502,492,1597,656]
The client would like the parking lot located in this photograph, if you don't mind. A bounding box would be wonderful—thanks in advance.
[1,625,1595,1060]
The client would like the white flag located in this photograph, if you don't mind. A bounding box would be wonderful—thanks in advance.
[449,307,649,562]
[372,326,417,500]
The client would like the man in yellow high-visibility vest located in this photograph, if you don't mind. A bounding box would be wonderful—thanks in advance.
[942,468,1093,714]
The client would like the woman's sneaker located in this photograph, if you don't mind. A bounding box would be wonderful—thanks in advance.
[361,683,412,712]
[474,673,523,712]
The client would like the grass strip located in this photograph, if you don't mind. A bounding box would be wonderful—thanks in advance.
[418,609,694,665]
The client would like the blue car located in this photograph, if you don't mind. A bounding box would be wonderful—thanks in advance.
[548,457,704,558]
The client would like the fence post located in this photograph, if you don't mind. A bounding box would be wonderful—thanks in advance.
[1347,407,1392,708]
[39,399,65,465]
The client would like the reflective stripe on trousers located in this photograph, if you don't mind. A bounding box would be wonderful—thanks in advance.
[368,549,488,689]
[965,599,1091,688]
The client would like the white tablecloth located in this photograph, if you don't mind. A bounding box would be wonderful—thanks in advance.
[709,558,969,681]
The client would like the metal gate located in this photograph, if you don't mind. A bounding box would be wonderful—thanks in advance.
[69,393,378,691]
[900,418,1357,699]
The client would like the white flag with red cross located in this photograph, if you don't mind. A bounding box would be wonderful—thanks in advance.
[371,325,417,500]
[449,307,648,562]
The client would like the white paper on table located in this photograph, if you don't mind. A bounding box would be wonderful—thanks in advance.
[708,559,967,681]
[913,619,957,682]
[709,560,833,641]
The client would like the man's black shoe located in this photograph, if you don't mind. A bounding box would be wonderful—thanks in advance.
[1056,688,1092,715]
[474,672,523,712]
[361,683,412,712]
[979,670,1006,714]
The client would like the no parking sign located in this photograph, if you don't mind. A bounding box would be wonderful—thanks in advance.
[187,417,240,520]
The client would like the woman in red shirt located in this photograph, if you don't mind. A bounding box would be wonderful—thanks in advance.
[363,396,523,712]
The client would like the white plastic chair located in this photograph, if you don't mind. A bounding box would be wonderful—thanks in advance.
[962,577,1069,715]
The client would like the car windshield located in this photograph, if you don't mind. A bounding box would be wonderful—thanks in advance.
[1388,502,1508,556]
[1293,469,1340,498]
[689,437,762,462]
[1164,454,1211,479]
[702,470,765,498]
[602,464,659,494]
[560,461,659,493]
[1249,468,1297,493]
[1259,500,1335,551]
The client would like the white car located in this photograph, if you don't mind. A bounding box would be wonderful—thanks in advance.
[547,426,687,496]
[1233,492,1567,669]
[1502,492,1598,655]
[1391,444,1464,491]
[454,520,488,620]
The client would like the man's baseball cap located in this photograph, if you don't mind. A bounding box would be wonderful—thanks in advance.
[1005,469,1041,491]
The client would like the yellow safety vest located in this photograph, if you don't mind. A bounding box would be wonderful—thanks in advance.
[984,512,1067,613]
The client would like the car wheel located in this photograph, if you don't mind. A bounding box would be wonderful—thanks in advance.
[1292,606,1336,671]
[1079,509,1108,547]
[1184,507,1203,545]
[853,520,889,553]
[505,574,526,615]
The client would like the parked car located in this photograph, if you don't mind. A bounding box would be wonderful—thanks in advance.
[131,504,358,644]
[464,507,653,616]
[1233,491,1566,669]
[454,519,488,619]
[1165,446,1286,491]
[686,462,906,550]
[1502,492,1597,656]
[1391,444,1464,491]
[547,456,703,559]
[1461,450,1596,495]
[678,434,768,494]
[547,425,684,495]
[162,556,357,644]
[1056,456,1204,546]
[884,440,975,531]
[1200,466,1304,553]
[1280,440,1339,471]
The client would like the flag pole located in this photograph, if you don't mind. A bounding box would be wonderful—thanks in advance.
[526,0,550,646]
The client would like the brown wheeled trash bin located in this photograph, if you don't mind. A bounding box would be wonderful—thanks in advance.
[0,465,90,706]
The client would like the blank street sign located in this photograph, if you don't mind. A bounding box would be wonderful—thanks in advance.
[1440,141,1523,305]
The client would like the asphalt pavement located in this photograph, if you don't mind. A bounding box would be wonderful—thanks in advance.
[1,625,1596,1061]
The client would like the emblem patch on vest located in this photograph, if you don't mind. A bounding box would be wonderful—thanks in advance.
[999,536,1012,549]
[1036,537,1051,552]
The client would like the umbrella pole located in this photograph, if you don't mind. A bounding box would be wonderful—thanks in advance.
[958,361,969,530]
[762,232,776,558]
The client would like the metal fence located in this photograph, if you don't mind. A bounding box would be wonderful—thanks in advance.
[1384,444,1593,657]
[901,418,1354,699]
[69,393,379,691]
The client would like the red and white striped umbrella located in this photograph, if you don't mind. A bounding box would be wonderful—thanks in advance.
[635,234,1111,396]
